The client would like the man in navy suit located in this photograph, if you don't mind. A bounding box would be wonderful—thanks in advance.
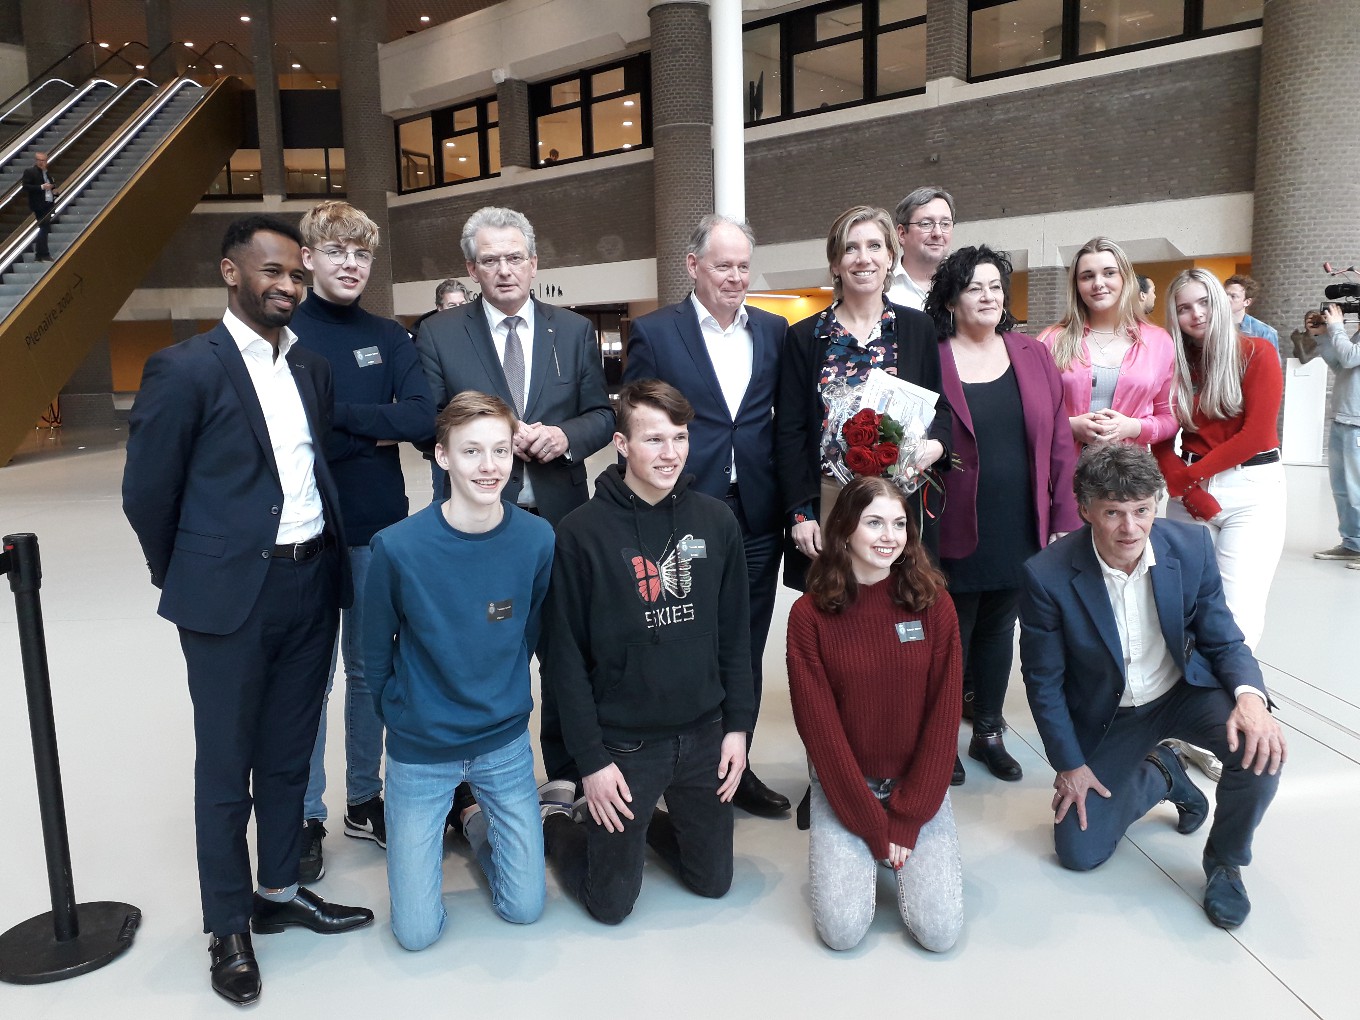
[623,214,790,818]
[1018,444,1286,929]
[123,216,373,1005]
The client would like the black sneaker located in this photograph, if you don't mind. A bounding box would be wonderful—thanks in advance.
[299,819,325,883]
[343,795,387,849]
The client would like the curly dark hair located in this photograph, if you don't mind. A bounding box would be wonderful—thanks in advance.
[1072,443,1165,507]
[221,214,303,260]
[923,244,1018,341]
[806,476,945,614]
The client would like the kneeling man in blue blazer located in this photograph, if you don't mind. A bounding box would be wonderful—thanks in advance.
[1018,444,1285,929]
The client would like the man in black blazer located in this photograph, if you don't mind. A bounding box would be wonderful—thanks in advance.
[1019,445,1286,929]
[20,151,55,261]
[123,216,373,1005]
[416,206,614,525]
[622,214,790,818]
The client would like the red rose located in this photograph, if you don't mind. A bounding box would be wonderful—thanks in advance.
[845,446,879,476]
[842,420,876,447]
[849,407,879,428]
[875,442,899,466]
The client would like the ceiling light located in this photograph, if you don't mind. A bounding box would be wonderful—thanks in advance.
[135,64,145,70]
[622,120,633,127]
[331,16,337,22]
[240,15,250,22]
[184,41,194,47]
[98,42,110,48]
[445,141,455,147]
[292,63,301,68]
[458,156,467,162]
[622,143,632,149]
[420,16,430,22]
[623,100,635,107]
[214,64,223,69]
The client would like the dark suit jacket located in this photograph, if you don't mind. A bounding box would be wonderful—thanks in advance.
[21,164,54,217]
[623,297,787,534]
[937,330,1081,560]
[122,322,353,635]
[1018,521,1267,773]
[416,296,615,526]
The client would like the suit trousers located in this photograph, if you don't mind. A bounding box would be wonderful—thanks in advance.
[1053,681,1279,873]
[722,486,780,735]
[179,546,340,937]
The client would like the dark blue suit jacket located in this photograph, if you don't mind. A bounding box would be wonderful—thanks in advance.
[122,322,352,635]
[623,297,787,535]
[1019,520,1266,773]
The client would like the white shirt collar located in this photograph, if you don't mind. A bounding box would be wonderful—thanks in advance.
[689,291,749,333]
[482,297,534,333]
[223,307,296,359]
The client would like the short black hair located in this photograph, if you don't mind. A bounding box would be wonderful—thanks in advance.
[614,378,694,438]
[923,244,1018,340]
[221,215,304,260]
[1073,444,1165,506]
[1138,275,1153,294]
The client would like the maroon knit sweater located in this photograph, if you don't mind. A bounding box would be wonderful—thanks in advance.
[787,580,962,860]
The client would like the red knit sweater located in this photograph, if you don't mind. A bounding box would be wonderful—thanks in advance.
[786,581,962,860]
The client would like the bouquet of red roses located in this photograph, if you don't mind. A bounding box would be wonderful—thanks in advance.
[841,407,905,480]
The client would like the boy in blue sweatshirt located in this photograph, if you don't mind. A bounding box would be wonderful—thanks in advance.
[364,392,554,950]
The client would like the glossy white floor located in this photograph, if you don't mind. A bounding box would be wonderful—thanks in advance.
[0,431,1354,1019]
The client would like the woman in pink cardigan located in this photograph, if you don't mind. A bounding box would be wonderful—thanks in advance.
[1038,237,1177,453]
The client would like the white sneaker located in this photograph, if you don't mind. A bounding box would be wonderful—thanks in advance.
[538,779,577,821]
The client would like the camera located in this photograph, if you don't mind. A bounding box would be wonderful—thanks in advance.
[1322,282,1360,315]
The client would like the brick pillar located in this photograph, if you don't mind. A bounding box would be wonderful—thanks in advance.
[20,0,92,113]
[925,0,968,82]
[649,2,712,305]
[338,0,395,317]
[1026,266,1066,335]
[145,0,176,81]
[249,0,286,198]
[497,77,531,170]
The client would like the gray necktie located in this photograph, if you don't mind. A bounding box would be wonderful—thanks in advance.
[502,315,525,416]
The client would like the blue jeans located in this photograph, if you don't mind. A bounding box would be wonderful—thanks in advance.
[384,730,544,950]
[304,544,384,820]
[1329,420,1360,551]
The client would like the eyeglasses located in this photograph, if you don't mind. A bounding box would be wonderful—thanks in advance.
[320,248,373,266]
[907,219,954,233]
[476,253,530,270]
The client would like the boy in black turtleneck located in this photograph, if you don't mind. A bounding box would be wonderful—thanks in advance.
[541,379,755,924]
[291,201,435,882]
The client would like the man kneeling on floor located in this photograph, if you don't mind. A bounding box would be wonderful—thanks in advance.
[1018,444,1286,928]
[364,392,556,949]
[540,379,755,924]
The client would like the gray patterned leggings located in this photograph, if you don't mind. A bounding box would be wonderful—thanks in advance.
[808,772,963,952]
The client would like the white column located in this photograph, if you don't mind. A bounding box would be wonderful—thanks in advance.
[710,0,744,220]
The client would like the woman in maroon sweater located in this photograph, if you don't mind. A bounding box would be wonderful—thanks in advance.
[787,475,963,952]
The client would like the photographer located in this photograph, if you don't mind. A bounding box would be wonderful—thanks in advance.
[1308,304,1360,565]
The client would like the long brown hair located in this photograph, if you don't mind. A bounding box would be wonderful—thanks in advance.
[807,476,944,614]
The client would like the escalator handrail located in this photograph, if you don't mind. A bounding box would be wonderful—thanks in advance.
[0,79,77,127]
[0,79,116,167]
[0,41,96,120]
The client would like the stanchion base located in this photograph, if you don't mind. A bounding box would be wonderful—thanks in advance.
[0,901,140,984]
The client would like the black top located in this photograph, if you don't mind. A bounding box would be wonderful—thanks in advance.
[941,366,1038,592]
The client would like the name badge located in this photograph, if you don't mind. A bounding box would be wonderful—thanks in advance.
[353,346,382,367]
[487,599,513,622]
[678,537,707,561]
[895,621,924,643]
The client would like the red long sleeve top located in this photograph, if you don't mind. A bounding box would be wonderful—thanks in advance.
[786,581,962,860]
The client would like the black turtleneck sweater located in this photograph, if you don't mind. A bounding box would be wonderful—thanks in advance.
[291,288,435,545]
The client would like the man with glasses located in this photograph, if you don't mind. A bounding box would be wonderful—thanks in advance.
[888,186,956,310]
[291,200,435,883]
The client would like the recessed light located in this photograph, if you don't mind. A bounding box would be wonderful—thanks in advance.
[623,100,635,107]
[622,143,632,149]
[98,42,110,48]
[420,15,430,22]
[622,120,633,127]
[331,16,337,22]
[292,63,301,69]
[135,64,145,70]
[458,156,467,162]
[240,15,250,22]
[214,64,223,69]
[184,41,194,47]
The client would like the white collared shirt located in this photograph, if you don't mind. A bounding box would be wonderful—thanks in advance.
[481,298,538,506]
[690,292,754,483]
[885,260,929,310]
[222,309,324,544]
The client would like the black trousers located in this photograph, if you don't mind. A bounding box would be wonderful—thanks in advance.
[950,588,1021,727]
[722,487,781,742]
[31,205,52,258]
[179,547,340,937]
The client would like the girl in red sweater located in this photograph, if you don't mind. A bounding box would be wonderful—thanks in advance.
[786,476,963,952]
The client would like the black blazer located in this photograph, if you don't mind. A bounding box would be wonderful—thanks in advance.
[416,296,615,526]
[623,297,787,535]
[122,322,353,635]
[775,301,953,589]
[21,164,54,217]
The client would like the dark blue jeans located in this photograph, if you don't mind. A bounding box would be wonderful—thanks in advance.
[545,720,734,925]
[1054,682,1280,872]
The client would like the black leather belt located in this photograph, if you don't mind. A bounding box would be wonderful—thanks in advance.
[271,534,329,561]
[1185,448,1280,468]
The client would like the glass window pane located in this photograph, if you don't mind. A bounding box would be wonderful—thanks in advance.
[452,105,478,131]
[397,117,434,190]
[486,100,498,123]
[816,5,862,42]
[284,148,328,195]
[1203,0,1263,30]
[441,133,481,184]
[1078,0,1181,54]
[879,0,925,25]
[206,166,230,197]
[793,39,863,112]
[327,148,345,192]
[969,0,1063,77]
[743,24,782,124]
[231,149,261,195]
[592,67,625,95]
[591,94,642,152]
[876,23,925,95]
[536,108,583,164]
[487,125,501,174]
[550,79,581,107]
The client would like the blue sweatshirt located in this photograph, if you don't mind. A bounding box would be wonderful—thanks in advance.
[291,289,435,544]
[363,501,555,764]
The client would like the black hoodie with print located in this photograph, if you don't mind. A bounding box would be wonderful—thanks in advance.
[542,464,755,778]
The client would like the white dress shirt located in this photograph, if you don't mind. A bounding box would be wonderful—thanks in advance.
[482,298,538,507]
[690,292,753,482]
[223,309,324,543]
[886,260,929,310]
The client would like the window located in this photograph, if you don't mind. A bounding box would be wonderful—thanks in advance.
[968,0,1264,81]
[743,0,926,125]
[205,149,263,199]
[284,148,345,196]
[530,55,650,166]
[395,96,499,194]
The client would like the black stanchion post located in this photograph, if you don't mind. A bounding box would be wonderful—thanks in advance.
[0,533,140,984]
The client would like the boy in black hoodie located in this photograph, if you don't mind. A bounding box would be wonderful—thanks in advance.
[541,379,755,924]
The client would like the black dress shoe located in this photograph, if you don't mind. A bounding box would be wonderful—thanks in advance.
[250,887,374,935]
[1147,744,1209,834]
[209,932,260,1006]
[951,755,966,786]
[968,730,1023,781]
[732,770,791,817]
[1203,860,1250,928]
